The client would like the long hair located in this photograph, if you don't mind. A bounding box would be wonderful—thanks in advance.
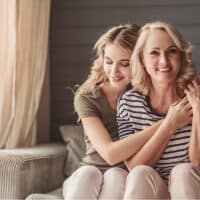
[76,24,140,95]
[131,21,195,96]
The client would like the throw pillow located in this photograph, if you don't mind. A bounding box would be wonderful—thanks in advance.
[60,124,86,177]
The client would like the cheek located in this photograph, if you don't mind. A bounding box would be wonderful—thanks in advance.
[142,55,153,70]
[176,58,182,68]
[124,69,132,80]
[103,64,109,73]
[172,57,182,71]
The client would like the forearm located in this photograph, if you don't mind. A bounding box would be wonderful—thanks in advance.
[108,121,162,164]
[189,108,200,165]
[82,117,161,165]
[125,119,175,170]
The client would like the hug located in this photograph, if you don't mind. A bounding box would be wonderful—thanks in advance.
[63,21,200,199]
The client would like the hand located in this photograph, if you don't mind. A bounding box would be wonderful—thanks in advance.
[165,97,192,131]
[184,79,200,110]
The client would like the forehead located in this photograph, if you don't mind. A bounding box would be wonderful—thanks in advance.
[104,42,131,59]
[144,29,176,49]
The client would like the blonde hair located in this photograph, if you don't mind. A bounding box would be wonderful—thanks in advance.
[131,21,195,96]
[76,24,140,95]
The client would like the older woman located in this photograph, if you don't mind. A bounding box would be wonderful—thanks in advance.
[117,21,200,199]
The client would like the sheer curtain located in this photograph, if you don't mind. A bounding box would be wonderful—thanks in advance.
[0,0,51,148]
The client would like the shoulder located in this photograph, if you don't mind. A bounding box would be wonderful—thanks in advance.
[117,89,148,116]
[74,86,104,118]
[119,88,146,102]
[74,87,102,104]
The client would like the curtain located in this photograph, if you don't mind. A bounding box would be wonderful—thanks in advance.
[0,0,51,148]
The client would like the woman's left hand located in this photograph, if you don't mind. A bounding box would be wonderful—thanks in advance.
[184,79,200,109]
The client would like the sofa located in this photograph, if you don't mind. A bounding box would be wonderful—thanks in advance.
[0,125,85,200]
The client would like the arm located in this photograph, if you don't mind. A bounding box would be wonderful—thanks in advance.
[74,92,161,165]
[81,117,161,165]
[125,97,192,170]
[185,80,200,165]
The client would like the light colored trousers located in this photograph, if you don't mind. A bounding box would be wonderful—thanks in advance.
[63,163,200,200]
[124,163,200,199]
[62,165,128,200]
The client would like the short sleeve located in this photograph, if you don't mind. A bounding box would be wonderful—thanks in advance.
[74,93,100,119]
[117,93,135,139]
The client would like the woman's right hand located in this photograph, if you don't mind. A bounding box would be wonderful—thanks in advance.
[165,97,192,132]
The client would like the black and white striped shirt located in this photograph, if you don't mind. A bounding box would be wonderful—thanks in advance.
[117,89,191,180]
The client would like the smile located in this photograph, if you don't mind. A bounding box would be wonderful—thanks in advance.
[110,76,123,81]
[156,67,171,72]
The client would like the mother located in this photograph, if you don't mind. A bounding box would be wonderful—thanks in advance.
[117,21,200,199]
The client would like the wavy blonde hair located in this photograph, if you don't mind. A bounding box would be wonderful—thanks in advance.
[76,24,140,95]
[131,21,195,96]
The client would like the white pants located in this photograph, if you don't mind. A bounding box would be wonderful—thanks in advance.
[123,163,200,199]
[63,165,128,200]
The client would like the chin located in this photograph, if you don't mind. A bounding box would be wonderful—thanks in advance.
[111,82,126,90]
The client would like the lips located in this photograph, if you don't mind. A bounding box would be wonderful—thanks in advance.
[110,76,124,81]
[156,67,171,72]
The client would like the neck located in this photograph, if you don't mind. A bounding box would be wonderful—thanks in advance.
[150,84,179,114]
[101,82,125,110]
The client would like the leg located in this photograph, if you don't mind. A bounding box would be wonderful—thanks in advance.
[124,165,169,199]
[169,163,200,199]
[98,167,128,200]
[62,165,102,200]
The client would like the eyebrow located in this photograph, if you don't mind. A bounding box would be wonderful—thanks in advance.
[119,59,130,61]
[104,57,111,60]
[104,57,130,61]
[152,45,177,50]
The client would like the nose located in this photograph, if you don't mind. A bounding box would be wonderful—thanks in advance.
[110,63,119,74]
[159,52,168,66]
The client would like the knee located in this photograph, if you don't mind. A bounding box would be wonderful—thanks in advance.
[64,165,102,186]
[76,165,102,182]
[127,165,154,181]
[63,166,102,199]
[104,167,128,181]
[170,163,192,181]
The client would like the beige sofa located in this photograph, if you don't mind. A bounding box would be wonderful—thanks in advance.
[0,125,85,200]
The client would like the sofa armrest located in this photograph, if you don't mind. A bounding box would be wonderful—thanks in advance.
[0,143,67,200]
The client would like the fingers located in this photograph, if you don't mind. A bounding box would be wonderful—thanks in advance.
[187,81,195,92]
[178,96,188,106]
[191,80,199,91]
[188,109,193,117]
[184,103,192,112]
[185,79,200,93]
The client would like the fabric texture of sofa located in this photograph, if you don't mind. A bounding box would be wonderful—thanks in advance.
[0,124,85,200]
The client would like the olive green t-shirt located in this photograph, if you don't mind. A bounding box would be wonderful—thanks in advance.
[74,87,127,171]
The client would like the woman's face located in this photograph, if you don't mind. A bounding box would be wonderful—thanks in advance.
[141,29,181,86]
[103,42,132,90]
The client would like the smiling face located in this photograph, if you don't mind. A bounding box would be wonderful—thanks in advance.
[142,29,182,87]
[103,42,132,90]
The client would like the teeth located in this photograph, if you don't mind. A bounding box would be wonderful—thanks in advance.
[111,77,122,81]
[157,68,170,72]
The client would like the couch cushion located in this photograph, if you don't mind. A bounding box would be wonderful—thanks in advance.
[0,143,66,200]
[60,124,86,177]
[26,188,63,200]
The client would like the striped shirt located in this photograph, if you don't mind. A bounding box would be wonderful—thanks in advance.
[117,89,191,180]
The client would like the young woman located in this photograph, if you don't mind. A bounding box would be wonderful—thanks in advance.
[117,21,200,199]
[62,24,168,199]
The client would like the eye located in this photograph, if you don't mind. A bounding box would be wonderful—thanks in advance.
[105,60,112,64]
[120,61,130,67]
[150,50,160,56]
[168,47,179,54]
[104,58,112,65]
